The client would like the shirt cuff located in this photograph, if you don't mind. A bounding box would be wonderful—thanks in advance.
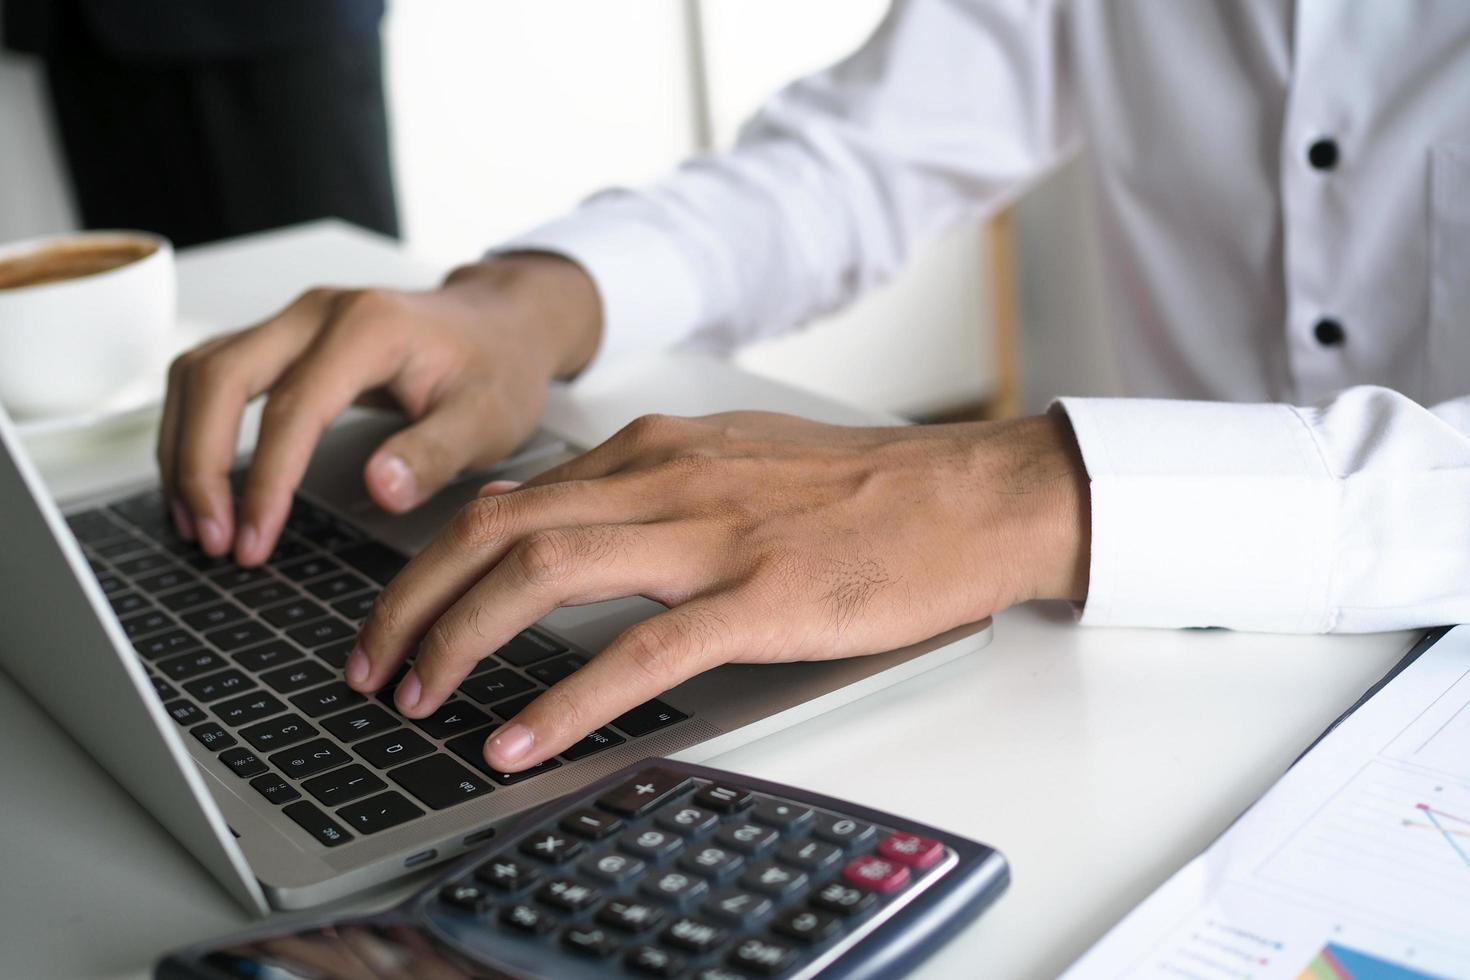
[492,195,706,373]
[1054,396,1340,633]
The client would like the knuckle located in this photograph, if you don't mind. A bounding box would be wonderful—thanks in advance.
[621,412,677,447]
[452,495,512,548]
[420,618,460,666]
[367,589,409,639]
[513,530,576,587]
[337,287,399,321]
[618,621,682,685]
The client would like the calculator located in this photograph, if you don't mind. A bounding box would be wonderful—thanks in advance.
[157,759,1010,979]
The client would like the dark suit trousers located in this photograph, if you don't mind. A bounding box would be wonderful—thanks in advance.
[44,35,399,248]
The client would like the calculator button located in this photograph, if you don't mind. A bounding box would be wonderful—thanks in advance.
[660,916,727,955]
[680,845,744,880]
[694,784,752,813]
[562,808,624,840]
[641,869,708,905]
[560,727,626,761]
[751,799,812,831]
[338,790,424,834]
[620,827,683,862]
[218,748,268,778]
[598,768,692,817]
[598,898,665,933]
[302,764,385,807]
[771,907,842,944]
[561,924,619,958]
[703,887,773,928]
[439,881,488,915]
[535,876,602,912]
[283,800,353,847]
[810,881,878,916]
[625,943,684,978]
[475,856,541,892]
[658,805,718,836]
[776,838,843,872]
[728,936,799,975]
[388,755,493,810]
[500,902,555,935]
[715,822,778,856]
[812,813,875,849]
[355,729,434,769]
[842,854,910,894]
[269,738,352,779]
[582,851,645,884]
[250,773,301,805]
[190,722,236,751]
[878,831,946,869]
[610,698,688,738]
[520,830,584,864]
[738,860,807,899]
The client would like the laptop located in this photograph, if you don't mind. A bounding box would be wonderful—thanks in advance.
[0,362,992,915]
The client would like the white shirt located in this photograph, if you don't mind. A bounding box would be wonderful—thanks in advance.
[504,0,1470,634]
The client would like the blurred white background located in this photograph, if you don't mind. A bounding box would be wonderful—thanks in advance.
[0,0,1121,417]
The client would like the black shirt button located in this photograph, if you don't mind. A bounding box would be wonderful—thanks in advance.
[1313,318,1346,347]
[1308,138,1339,171]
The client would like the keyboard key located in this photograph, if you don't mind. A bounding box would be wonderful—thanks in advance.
[134,568,194,595]
[314,639,354,669]
[306,571,371,601]
[728,936,798,975]
[680,845,744,881]
[387,754,492,810]
[474,855,540,892]
[842,855,910,894]
[289,681,365,717]
[235,581,297,609]
[67,510,123,544]
[214,691,287,727]
[598,898,665,934]
[520,830,584,865]
[525,653,585,686]
[278,555,342,583]
[355,729,434,769]
[812,813,875,850]
[93,572,126,595]
[115,552,173,578]
[438,881,489,916]
[562,809,624,841]
[498,630,565,666]
[810,880,878,917]
[283,800,352,847]
[560,924,618,958]
[877,831,946,869]
[218,748,268,778]
[260,598,330,629]
[269,739,353,779]
[612,699,688,738]
[93,537,148,560]
[642,869,708,905]
[444,730,563,784]
[619,828,683,862]
[776,838,843,872]
[716,822,778,856]
[499,902,555,935]
[135,629,198,661]
[251,773,301,805]
[771,907,841,944]
[660,916,726,955]
[459,668,535,705]
[561,727,626,761]
[164,702,204,725]
[157,584,219,613]
[286,618,354,648]
[240,714,317,751]
[206,566,271,590]
[338,791,423,835]
[183,669,255,702]
[582,851,644,884]
[322,704,398,743]
[148,675,177,701]
[109,591,152,617]
[190,722,236,751]
[182,602,244,632]
[624,944,683,977]
[233,640,302,672]
[658,805,718,837]
[203,621,274,652]
[537,877,602,913]
[751,799,812,832]
[702,887,771,928]
[120,609,173,639]
[412,700,493,740]
[267,536,315,564]
[336,541,407,585]
[599,768,693,817]
[739,860,807,899]
[158,650,226,681]
[108,490,167,529]
[261,660,333,694]
[302,764,385,807]
[330,593,376,624]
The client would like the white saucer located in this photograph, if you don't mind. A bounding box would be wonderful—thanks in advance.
[12,318,219,439]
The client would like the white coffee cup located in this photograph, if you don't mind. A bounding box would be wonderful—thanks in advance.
[0,230,176,419]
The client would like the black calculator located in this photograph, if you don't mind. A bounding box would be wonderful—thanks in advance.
[157,759,1010,979]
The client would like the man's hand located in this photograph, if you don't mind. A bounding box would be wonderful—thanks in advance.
[346,410,1091,771]
[157,254,602,565]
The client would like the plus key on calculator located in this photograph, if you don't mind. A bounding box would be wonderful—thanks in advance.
[159,759,1011,979]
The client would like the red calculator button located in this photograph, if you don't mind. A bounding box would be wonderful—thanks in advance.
[878,832,945,869]
[842,855,910,894]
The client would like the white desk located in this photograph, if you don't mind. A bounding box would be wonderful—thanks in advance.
[0,222,1417,979]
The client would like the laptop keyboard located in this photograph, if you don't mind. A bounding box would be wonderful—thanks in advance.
[66,486,690,848]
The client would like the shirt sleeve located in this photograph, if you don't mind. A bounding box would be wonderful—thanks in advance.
[1057,386,1470,633]
[498,0,1078,370]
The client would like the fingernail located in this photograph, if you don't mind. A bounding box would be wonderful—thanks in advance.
[345,646,370,686]
[236,524,260,563]
[477,479,523,497]
[395,671,422,712]
[487,723,534,767]
[198,517,228,555]
[374,454,418,509]
[170,500,196,541]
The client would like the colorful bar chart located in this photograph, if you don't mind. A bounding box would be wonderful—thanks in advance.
[1297,943,1442,980]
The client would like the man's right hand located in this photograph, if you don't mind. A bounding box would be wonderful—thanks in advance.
[157,253,602,566]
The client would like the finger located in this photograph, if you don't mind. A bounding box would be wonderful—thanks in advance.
[157,344,204,539]
[483,598,743,770]
[521,413,690,489]
[348,480,673,691]
[234,309,407,565]
[363,383,525,515]
[394,521,719,718]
